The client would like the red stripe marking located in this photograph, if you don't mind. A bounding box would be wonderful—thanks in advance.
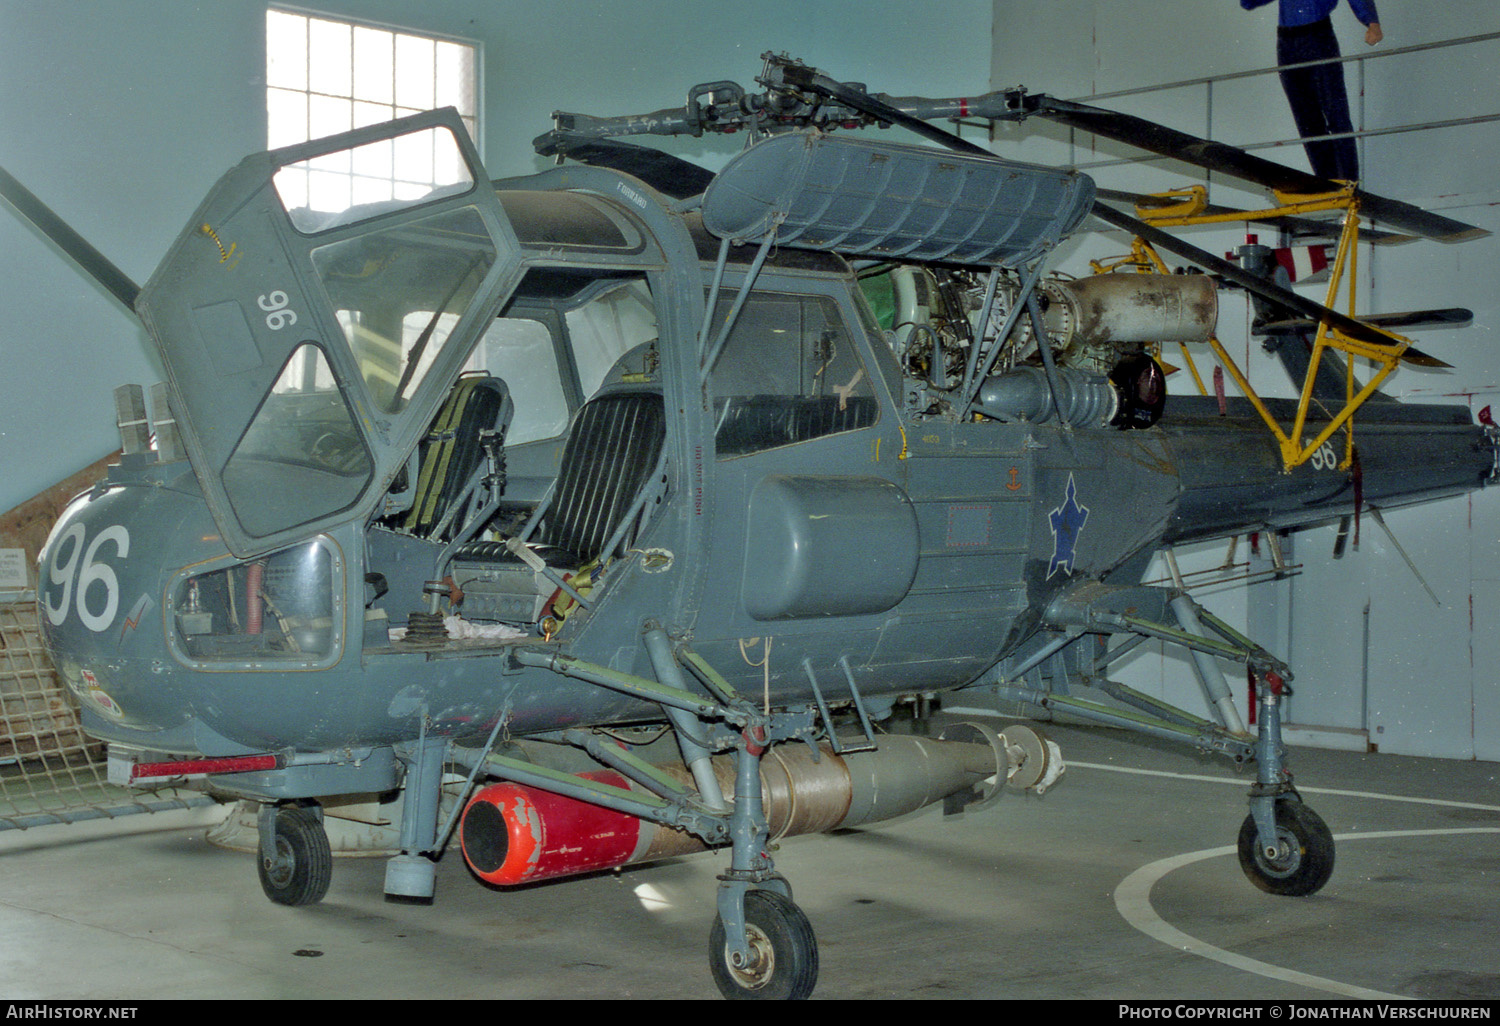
[132,755,279,779]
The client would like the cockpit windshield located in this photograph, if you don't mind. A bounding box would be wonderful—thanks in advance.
[313,204,499,413]
[136,109,523,558]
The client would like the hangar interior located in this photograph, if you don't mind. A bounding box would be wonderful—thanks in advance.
[0,0,1497,1002]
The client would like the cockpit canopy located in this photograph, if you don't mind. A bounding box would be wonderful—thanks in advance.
[136,111,528,558]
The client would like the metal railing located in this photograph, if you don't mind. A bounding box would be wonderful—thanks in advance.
[1064,30,1500,171]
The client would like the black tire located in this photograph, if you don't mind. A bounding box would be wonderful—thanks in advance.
[708,889,818,1000]
[258,806,333,907]
[1237,798,1335,897]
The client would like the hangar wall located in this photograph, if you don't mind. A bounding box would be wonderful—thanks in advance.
[988,1,1500,760]
[0,0,994,518]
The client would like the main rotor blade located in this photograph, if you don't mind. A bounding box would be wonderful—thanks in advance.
[1032,97,1488,244]
[535,133,716,199]
[1090,201,1450,368]
[1093,187,1418,246]
[1254,307,1473,335]
[0,165,140,312]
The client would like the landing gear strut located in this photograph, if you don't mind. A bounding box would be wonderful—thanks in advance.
[1002,581,1339,899]
[504,626,829,998]
[493,625,1020,998]
[257,804,332,906]
[1240,670,1335,896]
[709,727,819,1000]
[710,889,819,1000]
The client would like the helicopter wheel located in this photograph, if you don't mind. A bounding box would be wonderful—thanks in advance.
[1236,798,1335,897]
[258,805,333,907]
[708,890,819,1000]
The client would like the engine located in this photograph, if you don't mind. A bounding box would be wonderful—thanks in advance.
[863,264,1215,428]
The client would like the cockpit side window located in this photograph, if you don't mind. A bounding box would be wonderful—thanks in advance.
[467,275,658,446]
[709,291,877,458]
[469,316,569,445]
[565,279,657,399]
[166,536,344,670]
[223,344,373,538]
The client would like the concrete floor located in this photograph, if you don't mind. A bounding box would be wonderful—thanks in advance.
[1,717,1497,1001]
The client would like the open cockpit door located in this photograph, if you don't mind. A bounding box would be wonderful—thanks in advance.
[137,108,523,558]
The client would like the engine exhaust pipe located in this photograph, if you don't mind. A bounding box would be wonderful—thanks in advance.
[459,724,1058,887]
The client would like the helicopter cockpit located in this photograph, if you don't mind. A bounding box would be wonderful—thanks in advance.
[132,110,689,661]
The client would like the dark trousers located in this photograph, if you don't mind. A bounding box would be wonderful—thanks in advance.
[1277,17,1360,182]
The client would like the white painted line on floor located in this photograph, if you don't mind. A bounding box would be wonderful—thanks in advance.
[1114,828,1500,1000]
[1114,841,1399,1000]
[1079,759,1500,995]
[1069,760,1500,814]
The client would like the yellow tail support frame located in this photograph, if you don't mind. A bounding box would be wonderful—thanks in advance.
[1113,185,1420,472]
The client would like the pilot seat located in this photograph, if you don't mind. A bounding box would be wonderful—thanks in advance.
[446,388,667,625]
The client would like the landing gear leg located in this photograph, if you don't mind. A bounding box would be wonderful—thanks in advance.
[510,630,821,998]
[709,729,818,1000]
[1239,670,1335,896]
[385,737,447,902]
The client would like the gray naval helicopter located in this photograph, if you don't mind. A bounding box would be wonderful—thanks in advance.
[23,53,1498,999]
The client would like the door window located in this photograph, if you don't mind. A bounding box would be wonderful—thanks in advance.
[468,316,570,445]
[709,292,876,458]
[223,345,373,538]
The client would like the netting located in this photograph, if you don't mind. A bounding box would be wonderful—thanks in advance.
[0,600,209,830]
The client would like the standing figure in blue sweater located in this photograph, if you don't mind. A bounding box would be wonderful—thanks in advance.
[1241,0,1384,182]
